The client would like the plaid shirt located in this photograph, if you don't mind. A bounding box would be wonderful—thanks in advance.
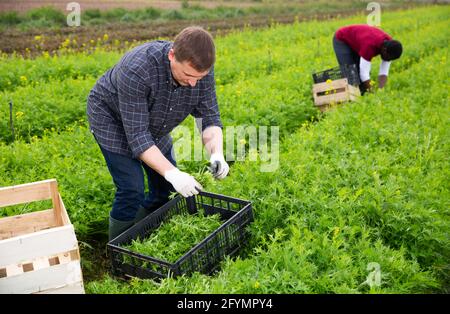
[87,40,222,158]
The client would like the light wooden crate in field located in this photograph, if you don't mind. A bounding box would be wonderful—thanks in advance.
[312,78,361,112]
[0,179,84,294]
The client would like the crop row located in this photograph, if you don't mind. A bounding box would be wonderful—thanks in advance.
[1,11,448,144]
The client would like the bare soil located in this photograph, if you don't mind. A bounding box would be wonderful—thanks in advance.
[1,10,363,56]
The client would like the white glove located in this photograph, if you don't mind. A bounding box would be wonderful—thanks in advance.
[164,168,203,197]
[209,153,229,179]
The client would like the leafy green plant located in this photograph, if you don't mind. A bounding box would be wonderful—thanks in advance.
[87,48,449,293]
[123,211,223,264]
[1,8,448,144]
[0,6,448,294]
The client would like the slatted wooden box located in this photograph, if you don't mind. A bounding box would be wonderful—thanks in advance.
[312,78,361,112]
[0,179,84,294]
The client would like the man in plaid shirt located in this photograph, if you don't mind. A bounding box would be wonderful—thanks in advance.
[87,27,229,240]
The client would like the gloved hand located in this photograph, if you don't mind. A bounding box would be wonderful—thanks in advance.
[164,168,203,197]
[209,153,229,179]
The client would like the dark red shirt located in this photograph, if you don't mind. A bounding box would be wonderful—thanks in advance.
[336,25,392,61]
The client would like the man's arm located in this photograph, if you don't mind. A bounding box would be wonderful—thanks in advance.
[378,60,391,89]
[201,126,229,179]
[116,67,156,158]
[116,66,201,197]
[139,145,202,197]
[202,125,223,156]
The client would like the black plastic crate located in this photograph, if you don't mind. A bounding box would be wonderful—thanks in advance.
[313,64,360,86]
[107,191,253,280]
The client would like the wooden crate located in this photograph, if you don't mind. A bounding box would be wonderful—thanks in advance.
[0,179,85,294]
[312,78,361,112]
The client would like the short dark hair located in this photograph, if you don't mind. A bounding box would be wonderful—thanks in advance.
[172,26,215,72]
[384,40,403,60]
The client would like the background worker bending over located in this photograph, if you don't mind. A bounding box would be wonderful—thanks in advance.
[333,24,403,94]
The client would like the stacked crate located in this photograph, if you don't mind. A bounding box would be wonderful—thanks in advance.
[312,78,361,111]
[312,65,361,112]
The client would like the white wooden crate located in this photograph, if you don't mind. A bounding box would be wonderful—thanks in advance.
[0,179,85,294]
[312,78,361,112]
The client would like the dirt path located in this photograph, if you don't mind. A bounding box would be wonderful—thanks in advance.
[0,1,422,56]
[0,0,261,13]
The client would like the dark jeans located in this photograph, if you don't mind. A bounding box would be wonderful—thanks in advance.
[332,34,367,95]
[97,143,176,221]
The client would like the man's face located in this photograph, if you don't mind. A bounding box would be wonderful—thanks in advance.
[381,51,391,61]
[380,46,393,62]
[168,49,209,87]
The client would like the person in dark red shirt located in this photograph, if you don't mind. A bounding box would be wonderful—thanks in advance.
[333,24,402,94]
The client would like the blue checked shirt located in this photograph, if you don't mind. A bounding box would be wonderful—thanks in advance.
[87,40,222,158]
